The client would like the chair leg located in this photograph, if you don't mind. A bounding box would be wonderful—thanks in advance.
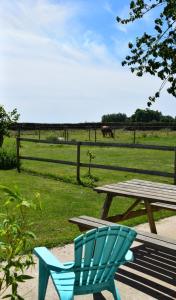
[38,261,49,300]
[109,281,121,300]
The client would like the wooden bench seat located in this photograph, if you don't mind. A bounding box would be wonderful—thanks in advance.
[150,202,176,211]
[69,215,176,253]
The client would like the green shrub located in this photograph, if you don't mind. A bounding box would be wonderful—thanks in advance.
[0,147,17,169]
[0,185,41,299]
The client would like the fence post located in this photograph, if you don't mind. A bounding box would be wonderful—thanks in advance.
[66,129,69,141]
[174,148,176,185]
[16,137,20,173]
[133,127,136,144]
[89,128,91,141]
[38,127,41,140]
[77,142,81,183]
[17,127,21,138]
[95,128,97,142]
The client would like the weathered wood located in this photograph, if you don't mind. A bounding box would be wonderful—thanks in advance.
[105,182,176,199]
[11,121,176,132]
[94,179,176,234]
[20,156,77,166]
[174,148,176,185]
[77,142,81,183]
[18,138,176,181]
[94,185,176,205]
[129,179,176,190]
[80,163,174,178]
[101,193,113,219]
[144,200,157,234]
[150,202,176,211]
[16,137,20,173]
[105,209,148,222]
[69,215,176,252]
[19,138,176,151]
[19,138,78,145]
[94,128,97,142]
[133,129,136,144]
[88,128,91,141]
[119,199,141,220]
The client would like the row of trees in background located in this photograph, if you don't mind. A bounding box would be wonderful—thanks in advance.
[102,109,175,123]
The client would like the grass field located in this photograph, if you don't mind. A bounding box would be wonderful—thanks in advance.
[0,130,176,249]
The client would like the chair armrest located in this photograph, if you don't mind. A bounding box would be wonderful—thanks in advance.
[34,247,74,272]
[124,250,133,262]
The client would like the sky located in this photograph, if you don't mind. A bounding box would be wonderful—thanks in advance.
[0,0,175,123]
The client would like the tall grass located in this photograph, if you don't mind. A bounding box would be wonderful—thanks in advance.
[0,146,17,169]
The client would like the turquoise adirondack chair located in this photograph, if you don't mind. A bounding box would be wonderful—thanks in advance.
[34,225,136,300]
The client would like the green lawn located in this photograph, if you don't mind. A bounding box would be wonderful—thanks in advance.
[0,132,175,248]
[18,128,176,146]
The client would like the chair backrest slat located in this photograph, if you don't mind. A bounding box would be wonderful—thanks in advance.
[102,228,136,282]
[94,227,120,284]
[74,234,84,285]
[74,225,136,287]
[88,227,109,284]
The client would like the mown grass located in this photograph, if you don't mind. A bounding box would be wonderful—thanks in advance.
[17,128,176,146]
[0,131,175,248]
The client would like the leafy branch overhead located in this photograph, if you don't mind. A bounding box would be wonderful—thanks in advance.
[117,0,176,106]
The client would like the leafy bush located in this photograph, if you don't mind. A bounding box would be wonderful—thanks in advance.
[0,147,17,169]
[0,185,41,299]
[0,105,19,147]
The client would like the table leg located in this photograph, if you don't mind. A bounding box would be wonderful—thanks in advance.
[144,200,157,234]
[101,193,113,220]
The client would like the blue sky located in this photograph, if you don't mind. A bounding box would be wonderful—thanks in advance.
[0,0,175,122]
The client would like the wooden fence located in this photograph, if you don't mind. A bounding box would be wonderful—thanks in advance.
[16,137,176,184]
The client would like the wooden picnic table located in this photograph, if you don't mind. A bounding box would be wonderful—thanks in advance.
[94,179,176,234]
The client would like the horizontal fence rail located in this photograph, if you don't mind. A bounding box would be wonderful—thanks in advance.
[11,121,176,131]
[16,138,176,184]
[18,138,176,151]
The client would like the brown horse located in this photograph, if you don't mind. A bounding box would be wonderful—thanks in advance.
[101,126,114,138]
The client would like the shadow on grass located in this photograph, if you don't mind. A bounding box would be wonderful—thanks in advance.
[116,244,176,300]
[21,167,98,188]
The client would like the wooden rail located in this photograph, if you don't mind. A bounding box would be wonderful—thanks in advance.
[16,138,176,184]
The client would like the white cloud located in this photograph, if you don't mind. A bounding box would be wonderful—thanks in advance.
[0,0,175,122]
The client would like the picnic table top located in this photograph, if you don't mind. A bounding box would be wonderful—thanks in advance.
[94,179,176,205]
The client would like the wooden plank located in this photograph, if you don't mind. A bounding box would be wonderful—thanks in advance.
[76,142,81,183]
[101,193,113,219]
[150,202,176,211]
[69,215,115,228]
[104,182,176,197]
[19,138,78,145]
[144,200,157,234]
[69,216,176,251]
[105,182,176,199]
[129,179,176,191]
[136,233,176,251]
[80,163,174,178]
[136,229,176,245]
[16,137,20,173]
[20,156,77,166]
[112,181,176,195]
[19,138,176,151]
[94,186,176,205]
[105,208,149,222]
[120,199,141,220]
[80,141,175,151]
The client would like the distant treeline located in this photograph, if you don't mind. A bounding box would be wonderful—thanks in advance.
[102,109,175,123]
[10,109,176,132]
